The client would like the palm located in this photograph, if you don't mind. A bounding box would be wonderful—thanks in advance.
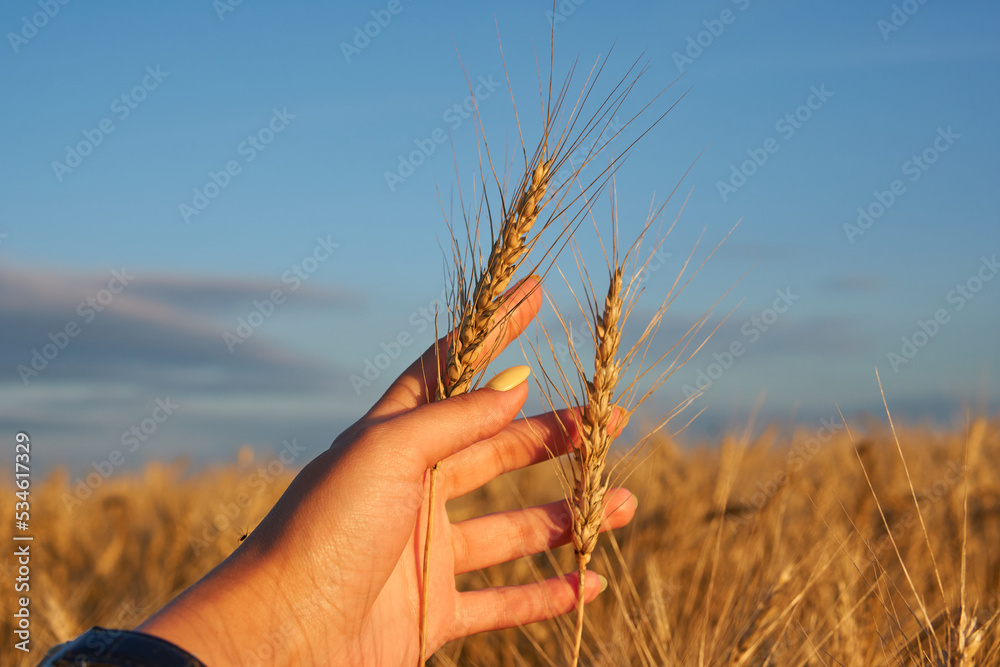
[352,485,460,665]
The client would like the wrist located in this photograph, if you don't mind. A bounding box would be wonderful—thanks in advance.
[138,552,304,665]
[137,588,244,665]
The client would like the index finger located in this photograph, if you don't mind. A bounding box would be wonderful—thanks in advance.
[363,275,542,422]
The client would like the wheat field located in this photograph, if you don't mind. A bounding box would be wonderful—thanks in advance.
[3,415,999,665]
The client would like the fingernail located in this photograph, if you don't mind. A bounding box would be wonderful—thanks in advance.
[630,493,638,512]
[485,365,531,391]
[612,404,630,431]
[501,274,540,299]
[598,574,609,593]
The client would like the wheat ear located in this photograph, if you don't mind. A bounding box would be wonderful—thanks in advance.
[418,40,673,663]
[524,181,734,665]
[440,154,552,399]
[418,152,553,667]
[570,265,623,667]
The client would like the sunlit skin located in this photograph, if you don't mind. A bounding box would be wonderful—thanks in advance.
[137,277,635,666]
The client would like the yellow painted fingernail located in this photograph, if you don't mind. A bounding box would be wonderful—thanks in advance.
[485,365,531,391]
[502,274,540,299]
[598,574,609,593]
[612,404,630,431]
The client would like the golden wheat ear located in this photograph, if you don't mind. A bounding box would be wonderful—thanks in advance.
[434,47,681,398]
[520,175,737,665]
[417,42,683,666]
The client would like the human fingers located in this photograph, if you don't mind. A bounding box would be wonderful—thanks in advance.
[450,571,606,640]
[363,276,542,422]
[441,406,629,500]
[451,488,636,574]
[368,376,532,475]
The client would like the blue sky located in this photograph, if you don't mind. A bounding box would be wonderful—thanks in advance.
[2,0,998,476]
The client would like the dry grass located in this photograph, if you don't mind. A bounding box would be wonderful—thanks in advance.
[5,416,1000,665]
[0,455,295,663]
[445,413,1000,665]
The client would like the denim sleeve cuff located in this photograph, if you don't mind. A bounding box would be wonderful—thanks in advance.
[39,626,207,666]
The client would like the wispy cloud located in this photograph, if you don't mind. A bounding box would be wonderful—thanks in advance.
[1,264,360,391]
[822,273,885,293]
[0,265,365,472]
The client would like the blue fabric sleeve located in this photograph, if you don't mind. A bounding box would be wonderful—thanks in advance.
[38,626,207,666]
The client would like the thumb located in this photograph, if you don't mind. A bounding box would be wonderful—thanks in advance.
[383,366,532,470]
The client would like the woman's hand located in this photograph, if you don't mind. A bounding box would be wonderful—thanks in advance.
[137,277,636,665]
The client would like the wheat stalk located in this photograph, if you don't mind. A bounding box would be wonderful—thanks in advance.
[570,263,624,665]
[419,135,557,664]
[416,39,679,663]
[418,146,553,666]
[520,179,736,666]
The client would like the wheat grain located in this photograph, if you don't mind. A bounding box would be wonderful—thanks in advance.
[418,144,554,667]
[439,153,553,399]
[569,265,623,666]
